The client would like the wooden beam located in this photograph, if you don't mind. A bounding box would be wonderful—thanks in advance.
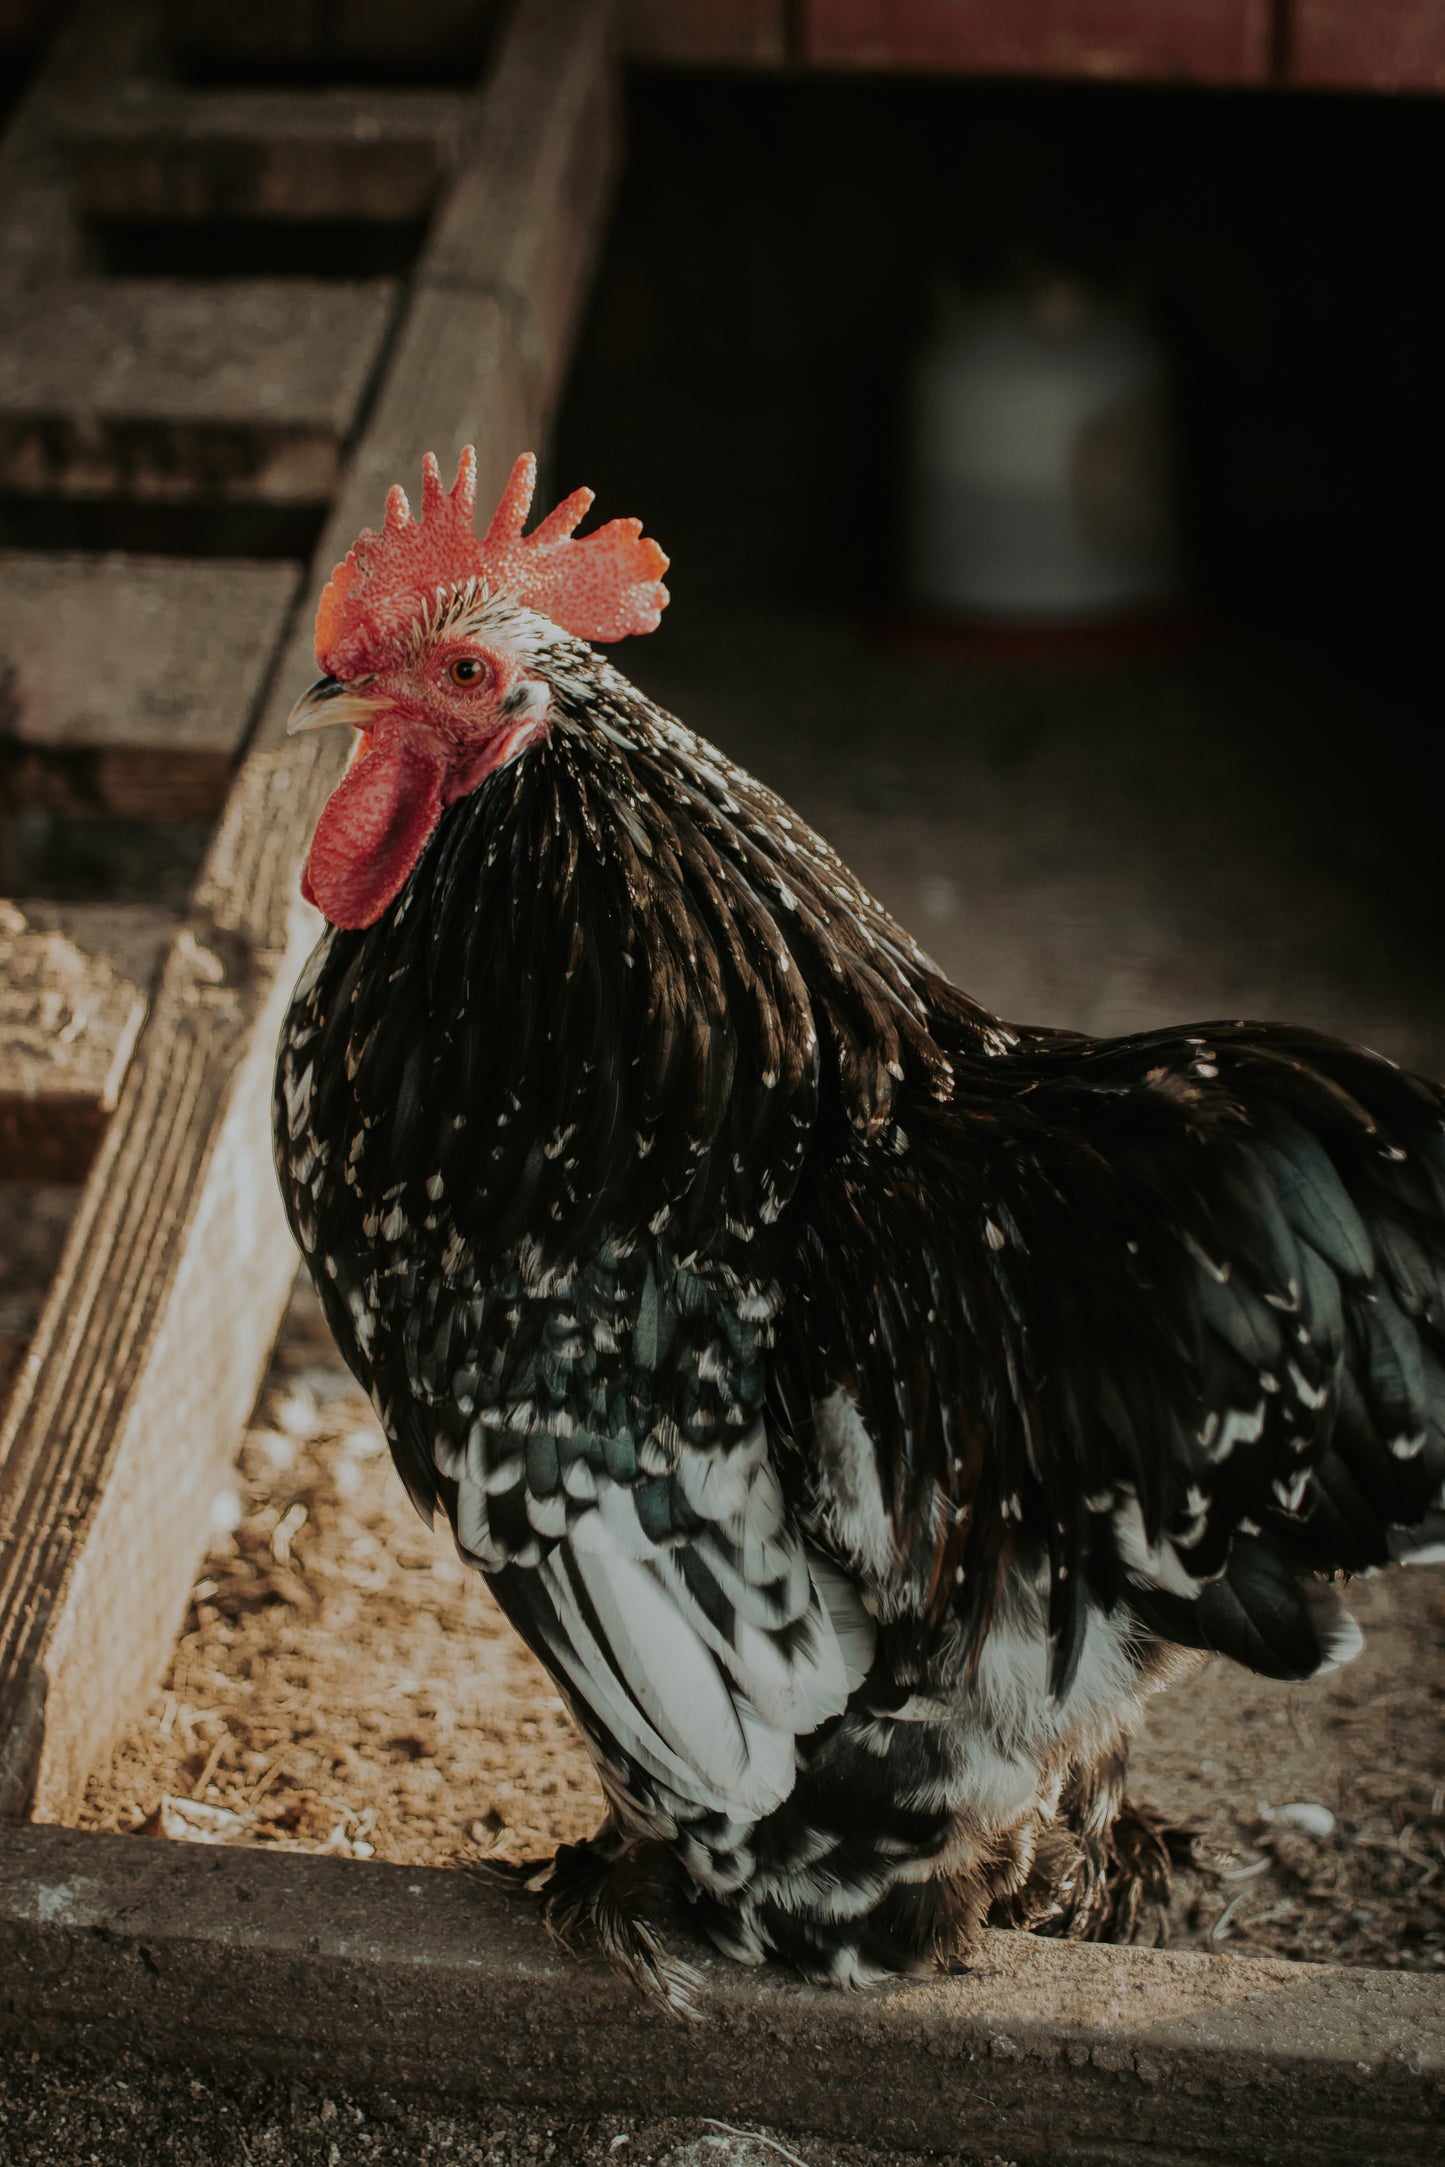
[0,1186,76,1425]
[0,2,158,294]
[622,0,787,66]
[325,0,499,71]
[0,1337,21,1417]
[161,0,323,73]
[428,0,622,412]
[0,0,619,1824]
[0,553,298,819]
[0,278,396,503]
[802,0,1275,83]
[0,901,175,1182]
[62,87,469,225]
[162,0,499,73]
[1,1825,1442,2164]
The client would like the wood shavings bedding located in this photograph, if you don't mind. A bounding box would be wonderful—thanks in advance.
[79,1274,601,1872]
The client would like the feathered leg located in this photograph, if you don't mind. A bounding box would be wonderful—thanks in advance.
[529,1821,702,2015]
[995,1740,1194,1945]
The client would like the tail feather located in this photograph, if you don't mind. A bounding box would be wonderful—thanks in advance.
[1130,1534,1365,1681]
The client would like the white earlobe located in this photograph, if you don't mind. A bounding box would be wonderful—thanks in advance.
[514,678,552,726]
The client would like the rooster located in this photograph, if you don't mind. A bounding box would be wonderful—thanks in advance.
[276,449,1445,1992]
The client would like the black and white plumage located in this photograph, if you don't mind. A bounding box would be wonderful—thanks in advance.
[277,595,1445,1988]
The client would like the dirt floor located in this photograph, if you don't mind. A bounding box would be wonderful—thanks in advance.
[0,2053,1025,2167]
[74,1269,1445,1976]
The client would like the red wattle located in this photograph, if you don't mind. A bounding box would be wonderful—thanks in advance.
[303,734,445,930]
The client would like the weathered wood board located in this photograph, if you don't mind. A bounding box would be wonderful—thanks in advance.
[63,86,468,225]
[428,0,620,414]
[0,278,396,502]
[0,552,298,818]
[0,0,621,1824]
[0,900,174,1181]
[0,1186,75,1424]
[2,1825,1443,2166]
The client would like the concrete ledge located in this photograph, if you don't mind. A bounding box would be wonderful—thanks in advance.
[2,1827,1442,2165]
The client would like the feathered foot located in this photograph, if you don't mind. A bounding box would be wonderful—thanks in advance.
[1096,1794,1198,1945]
[993,1742,1198,1948]
[497,1826,702,2016]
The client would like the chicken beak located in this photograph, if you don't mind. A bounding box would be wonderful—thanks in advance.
[286,675,385,735]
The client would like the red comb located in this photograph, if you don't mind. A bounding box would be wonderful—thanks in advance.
[314,449,669,675]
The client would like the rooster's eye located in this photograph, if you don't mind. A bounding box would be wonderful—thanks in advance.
[449,657,488,687]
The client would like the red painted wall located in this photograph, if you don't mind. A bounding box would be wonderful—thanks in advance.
[1290,0,1445,92]
[802,1,1275,83]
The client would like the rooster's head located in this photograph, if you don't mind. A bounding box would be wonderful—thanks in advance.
[289,448,669,930]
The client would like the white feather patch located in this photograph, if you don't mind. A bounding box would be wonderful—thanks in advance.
[566,1542,776,1799]
[517,1411,876,1824]
[1112,1492,1203,1598]
[1388,1532,1445,1568]
[533,1546,791,1817]
[1303,1582,1364,1673]
[811,1384,896,1581]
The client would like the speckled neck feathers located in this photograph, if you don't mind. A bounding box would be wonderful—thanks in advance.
[292,649,997,1278]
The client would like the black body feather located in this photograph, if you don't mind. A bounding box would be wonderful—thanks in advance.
[277,612,1445,1980]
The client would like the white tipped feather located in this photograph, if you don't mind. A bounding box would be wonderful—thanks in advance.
[811,1385,896,1580]
[809,1552,877,1691]
[524,1488,568,1537]
[677,1423,768,1521]
[561,1541,797,1818]
[1303,1582,1364,1673]
[569,1543,750,1780]
[503,1406,869,1825]
[453,1477,507,1570]
[648,1545,850,1732]
[694,1520,810,1628]
[534,1552,770,1813]
[1389,1536,1445,1566]
[1112,1492,1204,1598]
[1388,1511,1445,1568]
[737,1459,788,1547]
[568,1475,659,1559]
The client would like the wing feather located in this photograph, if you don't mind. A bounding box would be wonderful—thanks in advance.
[781,1017,1445,1690]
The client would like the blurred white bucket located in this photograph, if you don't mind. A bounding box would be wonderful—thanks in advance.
[906,278,1179,623]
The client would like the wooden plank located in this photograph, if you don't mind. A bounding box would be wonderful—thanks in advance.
[428,0,621,413]
[62,87,469,225]
[162,0,498,72]
[623,0,787,66]
[0,901,174,1183]
[0,278,396,503]
[0,1186,75,1424]
[160,0,324,72]
[803,0,1274,82]
[0,1338,21,1415]
[0,0,617,1825]
[1289,0,1445,91]
[325,0,498,70]
[0,4,157,294]
[0,553,298,819]
[2,1827,1444,2165]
